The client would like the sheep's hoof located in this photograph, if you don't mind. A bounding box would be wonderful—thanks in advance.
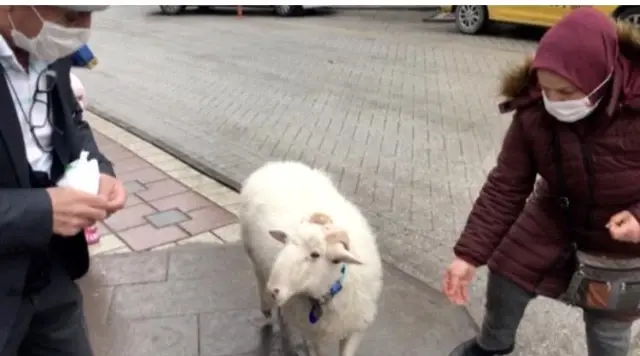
[262,309,273,319]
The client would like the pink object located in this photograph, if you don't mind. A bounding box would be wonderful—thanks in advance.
[85,225,100,245]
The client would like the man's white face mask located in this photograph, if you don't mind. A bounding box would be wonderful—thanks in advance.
[9,6,90,62]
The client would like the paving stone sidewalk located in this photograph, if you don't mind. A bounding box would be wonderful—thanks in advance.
[85,112,242,256]
[79,112,478,356]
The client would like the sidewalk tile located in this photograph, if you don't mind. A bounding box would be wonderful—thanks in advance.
[137,179,188,202]
[192,179,229,195]
[118,224,189,251]
[123,181,146,194]
[165,167,201,180]
[117,167,168,184]
[146,209,190,228]
[200,188,241,206]
[108,316,198,356]
[102,246,132,255]
[212,223,241,244]
[96,222,112,236]
[114,156,153,174]
[144,152,175,165]
[98,144,134,161]
[152,159,189,172]
[89,234,126,256]
[89,252,168,286]
[151,243,178,251]
[180,175,218,190]
[222,203,241,216]
[199,310,265,356]
[148,191,211,213]
[124,194,143,208]
[177,232,223,245]
[105,203,156,232]
[180,205,237,235]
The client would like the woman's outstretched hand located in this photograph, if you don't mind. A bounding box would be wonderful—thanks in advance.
[443,258,477,305]
[607,210,640,243]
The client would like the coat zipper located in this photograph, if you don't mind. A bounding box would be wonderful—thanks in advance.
[534,130,595,293]
[578,138,595,229]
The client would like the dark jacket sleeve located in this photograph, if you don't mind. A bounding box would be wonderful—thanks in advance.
[628,203,640,225]
[0,189,53,253]
[453,112,537,266]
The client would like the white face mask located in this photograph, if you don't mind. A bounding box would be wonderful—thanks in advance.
[542,73,611,123]
[9,7,90,62]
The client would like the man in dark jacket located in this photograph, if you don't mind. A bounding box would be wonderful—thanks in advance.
[0,6,126,355]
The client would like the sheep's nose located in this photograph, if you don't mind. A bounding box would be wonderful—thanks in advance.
[270,288,280,299]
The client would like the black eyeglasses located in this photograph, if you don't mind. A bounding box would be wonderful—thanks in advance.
[4,68,61,153]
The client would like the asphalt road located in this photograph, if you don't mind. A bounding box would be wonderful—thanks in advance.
[79,6,639,355]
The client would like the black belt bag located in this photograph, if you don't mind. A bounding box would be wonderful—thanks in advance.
[551,126,640,313]
[561,251,640,312]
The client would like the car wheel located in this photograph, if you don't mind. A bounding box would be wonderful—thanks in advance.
[159,5,186,15]
[273,5,302,17]
[455,5,488,35]
[617,7,640,26]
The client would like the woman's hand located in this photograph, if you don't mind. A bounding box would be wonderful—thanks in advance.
[607,210,640,243]
[443,258,477,305]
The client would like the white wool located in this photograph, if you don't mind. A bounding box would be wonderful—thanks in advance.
[239,161,383,349]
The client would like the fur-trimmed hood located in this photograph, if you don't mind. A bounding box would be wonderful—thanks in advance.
[500,21,640,101]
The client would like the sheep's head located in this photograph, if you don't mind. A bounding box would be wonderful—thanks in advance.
[266,212,362,306]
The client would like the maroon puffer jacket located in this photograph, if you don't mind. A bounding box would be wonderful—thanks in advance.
[454,24,640,298]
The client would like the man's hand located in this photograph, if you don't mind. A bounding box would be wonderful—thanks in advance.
[47,187,110,237]
[607,210,640,243]
[98,174,127,215]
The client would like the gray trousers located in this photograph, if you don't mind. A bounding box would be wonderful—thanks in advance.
[479,272,633,356]
[1,265,93,356]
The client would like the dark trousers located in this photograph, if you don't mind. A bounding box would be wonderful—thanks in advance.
[479,272,632,356]
[0,264,93,356]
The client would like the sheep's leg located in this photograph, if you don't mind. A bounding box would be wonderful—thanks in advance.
[308,340,331,356]
[253,266,274,319]
[339,331,364,356]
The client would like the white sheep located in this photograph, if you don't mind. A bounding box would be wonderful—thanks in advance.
[239,161,383,356]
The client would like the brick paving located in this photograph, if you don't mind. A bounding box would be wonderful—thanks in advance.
[80,112,477,355]
[85,112,242,256]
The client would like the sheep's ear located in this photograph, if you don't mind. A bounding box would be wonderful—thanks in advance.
[325,229,350,250]
[308,212,333,226]
[328,243,363,265]
[269,230,288,243]
[325,229,362,265]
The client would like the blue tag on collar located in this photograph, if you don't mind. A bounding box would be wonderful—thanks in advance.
[309,302,323,324]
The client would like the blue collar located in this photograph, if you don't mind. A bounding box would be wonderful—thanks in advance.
[308,264,346,324]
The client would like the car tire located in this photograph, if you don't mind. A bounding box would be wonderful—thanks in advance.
[455,5,489,35]
[273,6,303,17]
[617,7,640,26]
[159,5,186,15]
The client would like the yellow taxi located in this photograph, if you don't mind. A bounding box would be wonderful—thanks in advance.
[440,6,638,35]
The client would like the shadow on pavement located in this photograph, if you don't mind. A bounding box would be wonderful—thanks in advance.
[79,243,477,356]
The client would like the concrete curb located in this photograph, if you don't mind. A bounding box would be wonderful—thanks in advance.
[88,106,242,193]
[88,106,481,333]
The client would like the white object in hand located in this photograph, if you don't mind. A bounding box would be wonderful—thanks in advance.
[57,150,100,195]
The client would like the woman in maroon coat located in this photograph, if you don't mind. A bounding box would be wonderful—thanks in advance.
[443,8,640,356]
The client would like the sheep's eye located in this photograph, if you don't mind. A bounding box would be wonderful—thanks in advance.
[331,259,340,264]
[310,252,320,259]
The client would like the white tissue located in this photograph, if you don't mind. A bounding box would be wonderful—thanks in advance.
[56,150,100,195]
